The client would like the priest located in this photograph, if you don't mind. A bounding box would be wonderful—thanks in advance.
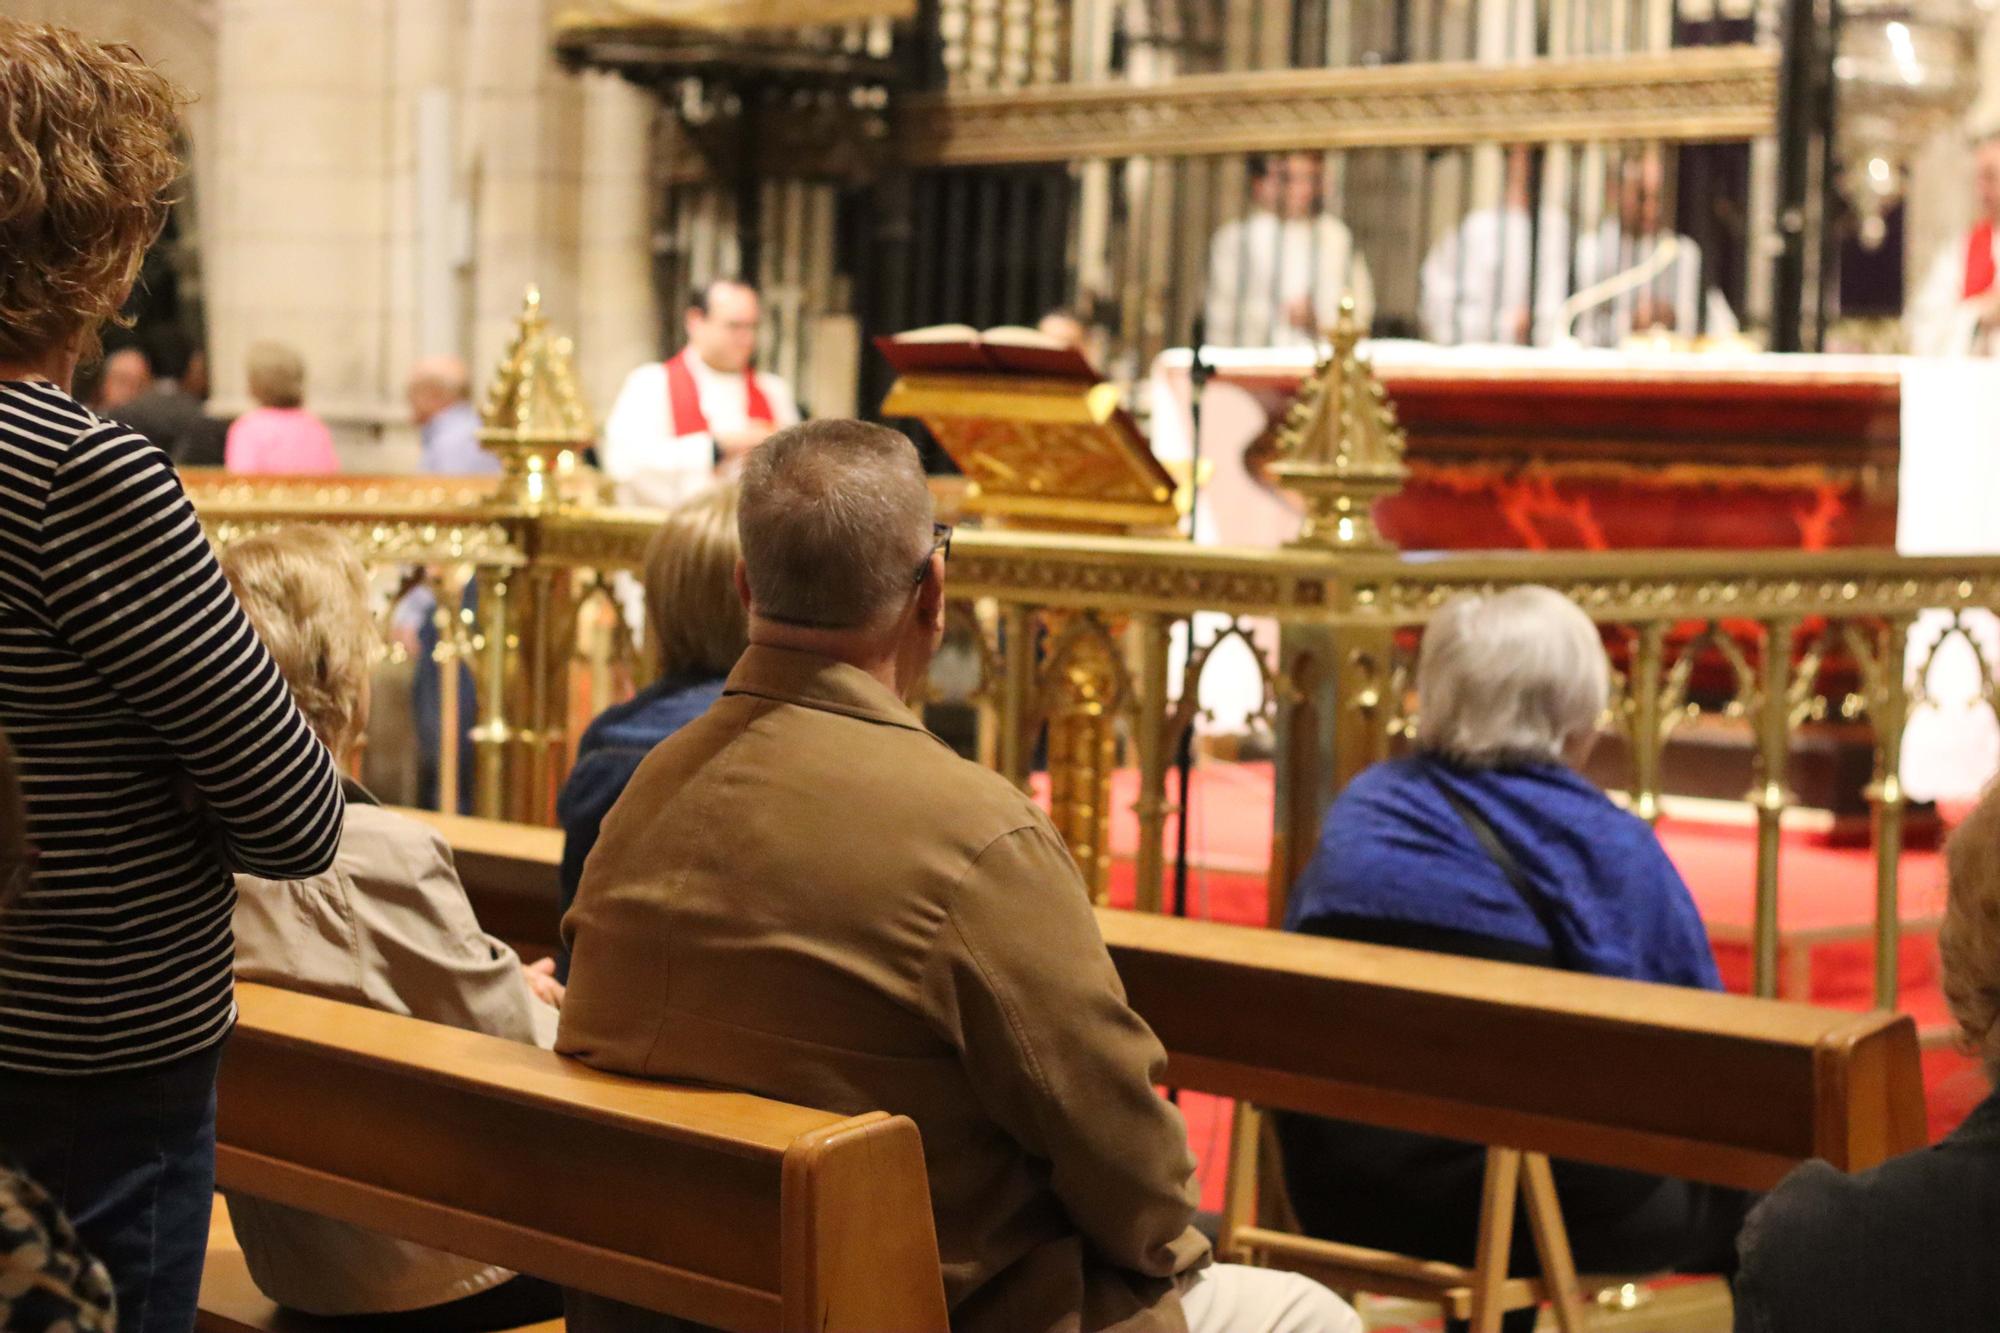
[1906,133,2000,357]
[603,277,801,507]
[1204,151,1375,348]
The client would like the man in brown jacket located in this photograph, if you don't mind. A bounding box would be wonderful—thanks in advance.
[559,420,1358,1333]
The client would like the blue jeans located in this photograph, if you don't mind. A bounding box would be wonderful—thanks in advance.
[0,1039,226,1333]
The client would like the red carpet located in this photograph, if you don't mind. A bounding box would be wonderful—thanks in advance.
[1036,761,1987,1213]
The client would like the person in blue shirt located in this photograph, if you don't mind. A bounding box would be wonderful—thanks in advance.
[555,483,745,978]
[1277,586,1745,1333]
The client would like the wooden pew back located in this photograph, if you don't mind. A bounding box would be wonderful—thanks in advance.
[408,808,1926,1190]
[1100,909,1926,1190]
[218,983,948,1333]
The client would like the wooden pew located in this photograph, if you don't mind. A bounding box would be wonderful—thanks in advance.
[404,807,1927,1327]
[408,805,1924,1182]
[205,982,948,1333]
[1097,909,1925,1331]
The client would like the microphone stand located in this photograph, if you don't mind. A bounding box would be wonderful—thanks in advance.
[1171,323,1214,922]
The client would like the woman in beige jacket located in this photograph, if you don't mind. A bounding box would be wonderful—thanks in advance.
[220,526,563,1330]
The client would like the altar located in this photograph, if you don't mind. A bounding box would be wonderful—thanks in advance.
[1148,344,2000,812]
[1149,344,1905,553]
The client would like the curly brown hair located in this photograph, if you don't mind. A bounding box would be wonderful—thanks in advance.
[0,20,184,364]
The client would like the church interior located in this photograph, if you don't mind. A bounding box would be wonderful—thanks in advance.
[9,1,2000,1331]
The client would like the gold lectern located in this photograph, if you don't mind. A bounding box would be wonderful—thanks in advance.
[879,333,1183,901]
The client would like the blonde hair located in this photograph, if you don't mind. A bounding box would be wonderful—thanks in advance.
[646,483,748,679]
[247,340,306,409]
[1415,586,1609,768]
[220,527,375,752]
[1942,784,2000,1081]
[0,20,183,362]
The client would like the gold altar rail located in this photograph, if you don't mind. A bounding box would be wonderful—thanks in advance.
[898,46,1780,166]
[186,292,1968,1018]
[193,471,1992,1014]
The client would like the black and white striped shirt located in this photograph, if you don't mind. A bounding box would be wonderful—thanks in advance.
[0,379,344,1075]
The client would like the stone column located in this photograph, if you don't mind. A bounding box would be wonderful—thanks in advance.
[575,71,662,425]
[204,0,401,460]
[460,0,584,398]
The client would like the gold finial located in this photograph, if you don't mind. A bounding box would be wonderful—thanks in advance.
[478,285,594,509]
[1271,294,1408,550]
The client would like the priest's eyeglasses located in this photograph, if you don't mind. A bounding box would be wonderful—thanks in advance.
[914,522,953,586]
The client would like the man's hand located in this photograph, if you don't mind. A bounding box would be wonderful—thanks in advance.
[523,956,565,1010]
[1971,290,2000,332]
[1283,294,1317,333]
[1633,298,1677,332]
[714,421,776,467]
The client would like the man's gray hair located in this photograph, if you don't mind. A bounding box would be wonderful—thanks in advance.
[1415,586,1609,767]
[738,419,935,629]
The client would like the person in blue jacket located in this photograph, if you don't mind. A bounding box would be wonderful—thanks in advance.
[555,483,744,977]
[1278,586,1744,1333]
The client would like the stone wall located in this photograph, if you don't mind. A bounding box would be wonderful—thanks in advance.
[24,0,657,469]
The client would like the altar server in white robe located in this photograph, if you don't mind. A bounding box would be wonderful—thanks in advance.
[1420,146,1573,345]
[1907,133,2000,357]
[1205,152,1375,348]
[603,277,801,508]
[1541,149,1738,348]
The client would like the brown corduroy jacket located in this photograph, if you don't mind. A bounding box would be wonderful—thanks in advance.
[558,644,1209,1333]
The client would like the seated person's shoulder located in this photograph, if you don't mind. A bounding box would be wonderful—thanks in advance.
[1740,1146,1975,1297]
[927,741,1052,828]
[1741,1158,1862,1257]
[338,801,459,888]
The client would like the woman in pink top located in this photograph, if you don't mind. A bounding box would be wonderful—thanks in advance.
[224,340,339,474]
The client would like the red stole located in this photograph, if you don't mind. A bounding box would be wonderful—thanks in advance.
[1966,222,1996,299]
[664,349,774,439]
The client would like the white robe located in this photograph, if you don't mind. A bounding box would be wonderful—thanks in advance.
[1906,228,1998,357]
[602,353,801,508]
[1419,207,1573,345]
[1204,211,1375,348]
[1542,220,1739,348]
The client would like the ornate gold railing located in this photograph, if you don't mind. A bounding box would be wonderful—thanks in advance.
[192,477,2000,1012]
[189,293,1994,1015]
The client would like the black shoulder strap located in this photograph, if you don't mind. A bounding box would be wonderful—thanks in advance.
[1419,762,1578,971]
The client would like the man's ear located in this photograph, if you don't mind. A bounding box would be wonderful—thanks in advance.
[733,558,753,611]
[917,555,946,631]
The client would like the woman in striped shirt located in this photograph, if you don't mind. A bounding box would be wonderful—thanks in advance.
[0,20,345,1332]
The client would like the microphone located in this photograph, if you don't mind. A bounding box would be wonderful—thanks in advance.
[1183,313,1210,546]
[1554,233,1681,347]
[1189,313,1214,393]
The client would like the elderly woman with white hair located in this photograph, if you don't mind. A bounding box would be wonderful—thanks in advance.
[1730,777,2000,1331]
[1275,586,1740,1333]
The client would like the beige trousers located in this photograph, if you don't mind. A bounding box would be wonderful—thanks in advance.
[1181,1263,1365,1333]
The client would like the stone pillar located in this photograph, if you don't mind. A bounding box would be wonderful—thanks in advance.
[461,0,584,400]
[205,0,400,460]
[575,71,662,424]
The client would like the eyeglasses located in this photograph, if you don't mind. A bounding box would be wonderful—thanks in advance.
[913,522,953,587]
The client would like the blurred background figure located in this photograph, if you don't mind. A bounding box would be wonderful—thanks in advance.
[1420,146,1570,346]
[1553,148,1738,347]
[225,340,338,474]
[1205,151,1375,348]
[1036,308,1088,350]
[603,278,800,507]
[95,346,151,416]
[406,355,496,477]
[1907,129,2000,356]
[108,329,226,466]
